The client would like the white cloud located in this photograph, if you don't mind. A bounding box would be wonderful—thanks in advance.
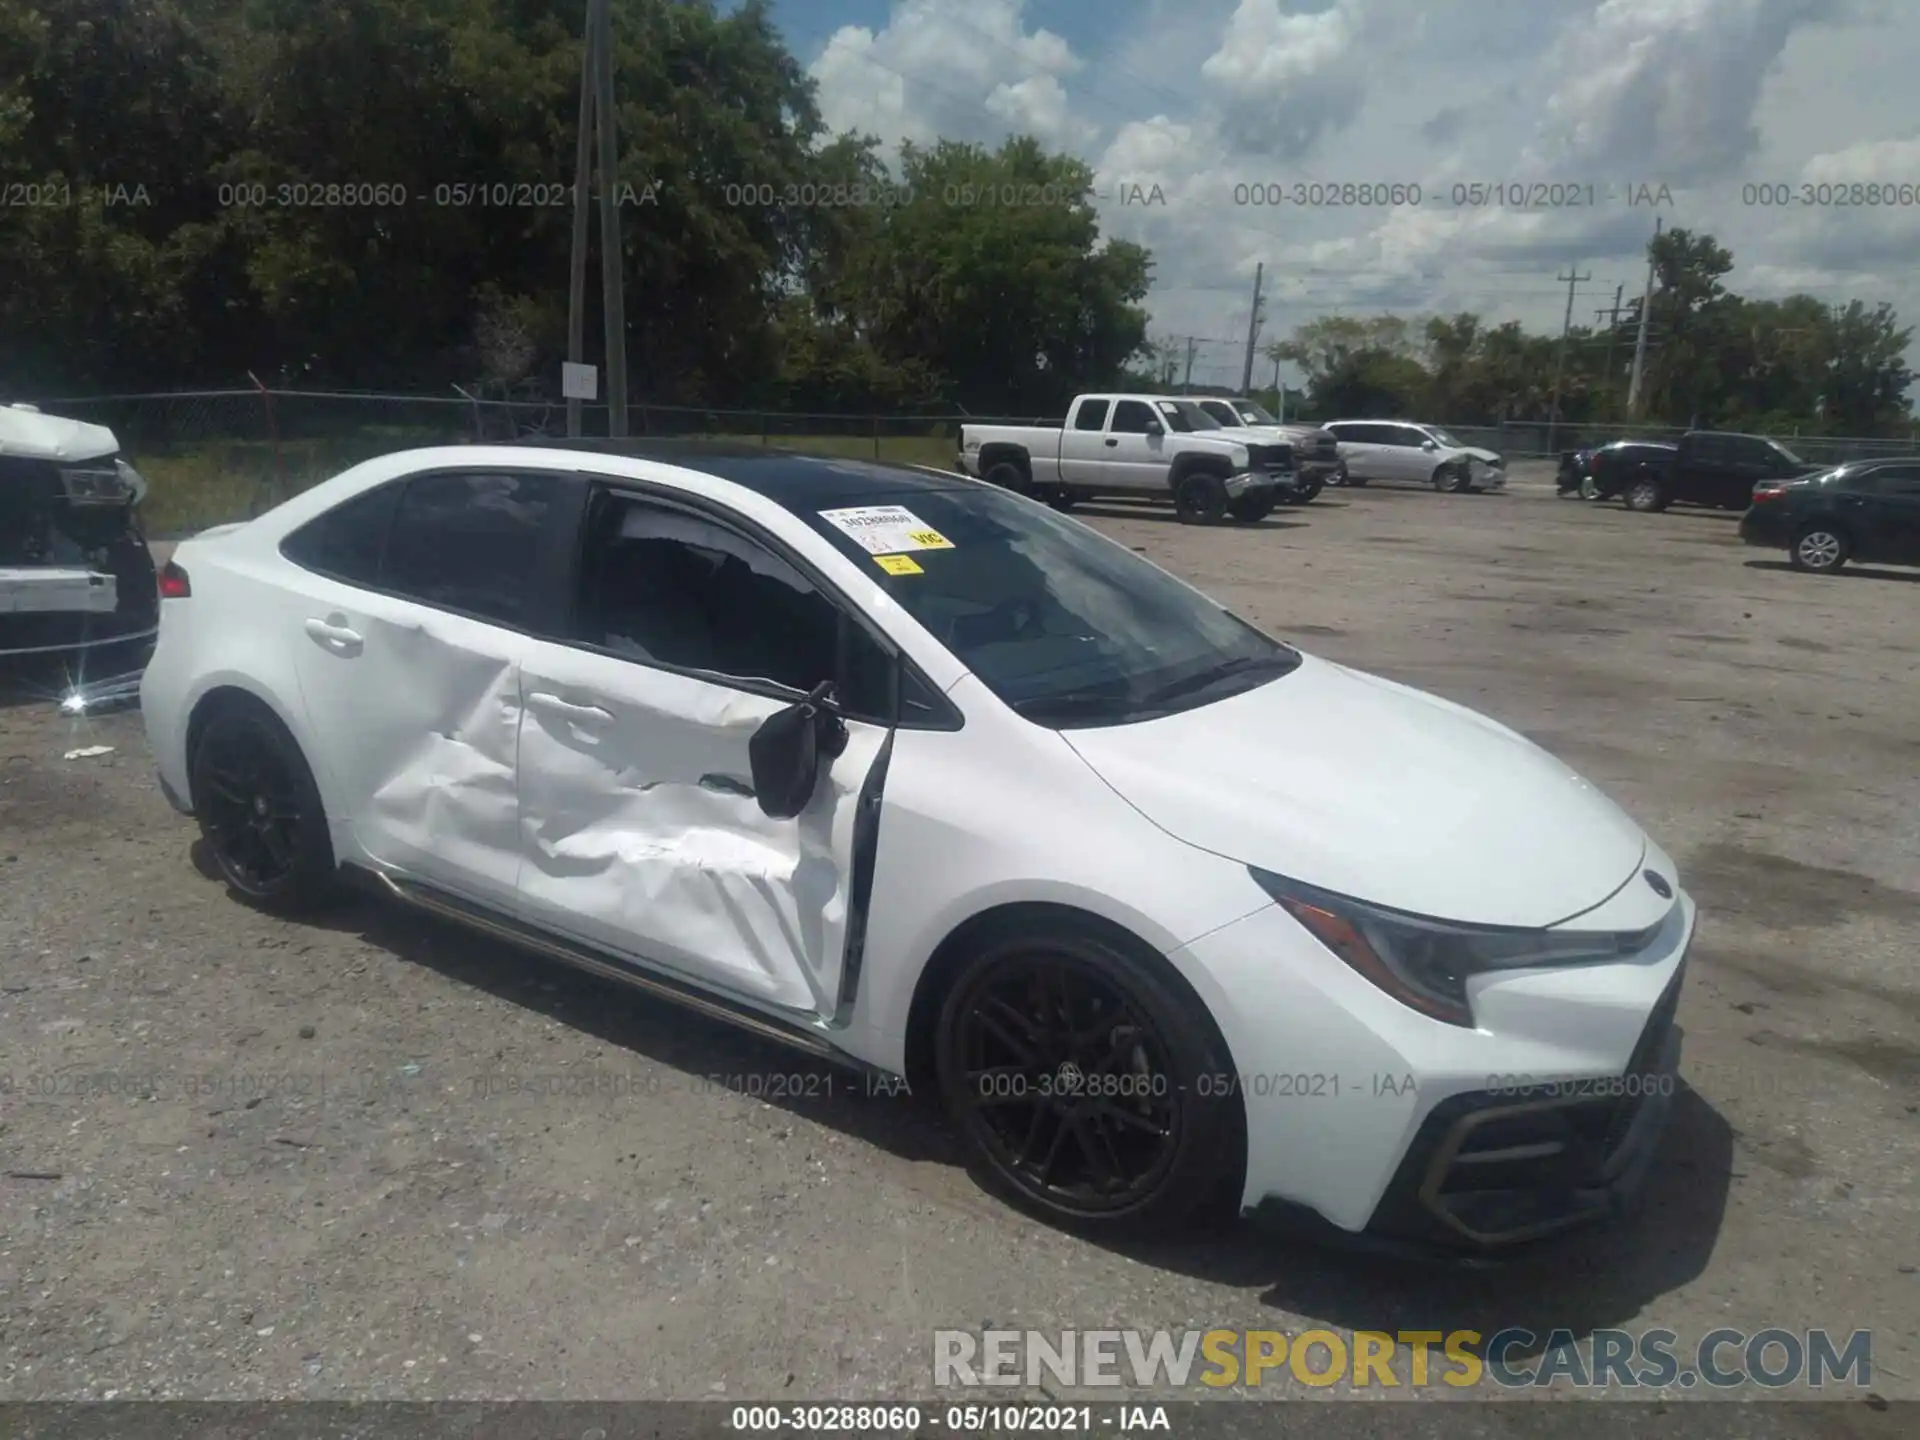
[1198,0,1368,158]
[805,0,1920,388]
[1529,0,1851,182]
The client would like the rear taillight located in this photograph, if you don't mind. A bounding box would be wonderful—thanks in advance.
[1752,484,1787,503]
[158,560,191,598]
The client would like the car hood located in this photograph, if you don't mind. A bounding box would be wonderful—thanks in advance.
[0,404,120,465]
[1062,654,1649,928]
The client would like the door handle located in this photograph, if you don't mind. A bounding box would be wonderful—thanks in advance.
[1104,438,1119,447]
[303,617,363,650]
[526,691,613,724]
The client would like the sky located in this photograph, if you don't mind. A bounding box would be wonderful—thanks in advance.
[766,0,1920,392]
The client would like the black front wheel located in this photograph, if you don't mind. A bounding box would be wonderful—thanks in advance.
[934,925,1243,1236]
[1173,471,1230,524]
[1624,474,1669,512]
[192,700,337,914]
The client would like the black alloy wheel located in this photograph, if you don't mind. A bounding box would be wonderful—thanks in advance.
[935,929,1241,1234]
[192,702,336,912]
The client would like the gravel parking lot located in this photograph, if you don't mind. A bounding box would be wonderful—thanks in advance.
[2,467,1916,1419]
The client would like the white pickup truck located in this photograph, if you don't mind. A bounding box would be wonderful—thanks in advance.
[957,394,1296,524]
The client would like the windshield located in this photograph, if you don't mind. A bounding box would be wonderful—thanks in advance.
[1422,426,1464,447]
[1154,400,1222,433]
[802,486,1298,727]
[1196,400,1238,426]
[1233,401,1276,424]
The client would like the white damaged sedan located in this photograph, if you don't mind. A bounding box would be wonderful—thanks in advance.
[141,442,1691,1251]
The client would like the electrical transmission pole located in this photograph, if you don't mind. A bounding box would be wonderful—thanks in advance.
[1627,216,1662,418]
[1240,263,1264,394]
[1182,337,1197,392]
[565,19,595,437]
[1545,263,1591,456]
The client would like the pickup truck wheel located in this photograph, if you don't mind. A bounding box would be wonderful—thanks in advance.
[985,461,1031,496]
[1624,473,1669,512]
[1173,472,1230,525]
[1227,492,1276,523]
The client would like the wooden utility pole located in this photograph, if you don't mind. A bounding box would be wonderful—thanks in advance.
[1546,263,1591,455]
[1240,263,1264,394]
[1627,216,1662,418]
[1599,282,1625,409]
[591,0,627,436]
[564,0,628,437]
[1182,337,1197,392]
[565,22,595,438]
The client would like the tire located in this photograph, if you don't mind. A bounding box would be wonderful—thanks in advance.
[1789,524,1849,573]
[191,697,337,915]
[1172,470,1230,524]
[1295,478,1323,503]
[933,921,1243,1237]
[1431,463,1466,493]
[1228,491,1277,523]
[984,460,1030,496]
[1578,475,1602,501]
[1624,473,1669,512]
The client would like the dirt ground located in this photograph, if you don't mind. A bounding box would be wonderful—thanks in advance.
[1,465,1916,1421]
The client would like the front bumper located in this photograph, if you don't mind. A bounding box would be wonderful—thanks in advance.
[1356,959,1683,1250]
[1229,470,1288,497]
[1470,461,1507,491]
[1176,882,1693,1251]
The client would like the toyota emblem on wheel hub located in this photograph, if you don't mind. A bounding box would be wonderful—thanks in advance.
[1644,870,1673,899]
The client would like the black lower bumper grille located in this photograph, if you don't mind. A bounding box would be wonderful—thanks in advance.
[1363,960,1688,1250]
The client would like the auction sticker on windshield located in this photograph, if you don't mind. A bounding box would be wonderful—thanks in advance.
[819,505,955,554]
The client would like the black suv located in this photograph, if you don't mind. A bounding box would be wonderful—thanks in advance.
[1739,457,1920,573]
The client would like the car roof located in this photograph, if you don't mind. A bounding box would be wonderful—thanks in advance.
[505,438,979,515]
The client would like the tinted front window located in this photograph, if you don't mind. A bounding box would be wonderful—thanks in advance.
[1197,400,1237,425]
[280,481,401,584]
[573,493,896,719]
[801,487,1298,727]
[385,471,556,625]
[1110,401,1157,433]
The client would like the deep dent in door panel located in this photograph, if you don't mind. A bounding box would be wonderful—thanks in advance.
[517,680,873,1013]
[355,617,523,876]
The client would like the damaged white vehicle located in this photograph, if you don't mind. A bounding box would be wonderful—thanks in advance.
[141,442,1692,1251]
[1,402,158,658]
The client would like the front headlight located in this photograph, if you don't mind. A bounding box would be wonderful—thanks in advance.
[1250,868,1657,1027]
[1231,446,1250,467]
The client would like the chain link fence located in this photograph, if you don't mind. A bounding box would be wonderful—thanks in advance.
[11,387,1914,533]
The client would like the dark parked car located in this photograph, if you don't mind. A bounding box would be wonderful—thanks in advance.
[1739,457,1920,573]
[1583,431,1825,512]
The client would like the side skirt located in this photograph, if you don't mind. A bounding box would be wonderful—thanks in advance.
[358,867,888,1075]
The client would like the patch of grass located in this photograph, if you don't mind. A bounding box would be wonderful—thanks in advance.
[138,430,964,534]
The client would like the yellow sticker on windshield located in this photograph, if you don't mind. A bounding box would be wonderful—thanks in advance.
[874,554,923,575]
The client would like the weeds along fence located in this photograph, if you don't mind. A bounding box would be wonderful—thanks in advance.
[13,387,1916,533]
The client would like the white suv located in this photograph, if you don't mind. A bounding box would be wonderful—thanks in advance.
[1323,420,1506,493]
